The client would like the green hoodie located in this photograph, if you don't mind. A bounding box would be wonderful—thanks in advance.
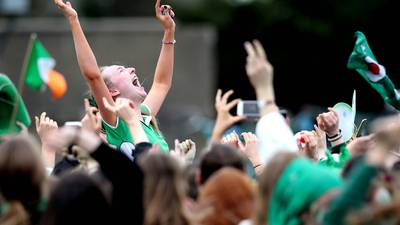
[269,158,343,225]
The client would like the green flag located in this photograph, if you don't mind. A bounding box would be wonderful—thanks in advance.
[347,31,400,110]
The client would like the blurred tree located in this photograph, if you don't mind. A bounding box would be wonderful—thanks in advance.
[175,0,400,113]
[80,0,154,17]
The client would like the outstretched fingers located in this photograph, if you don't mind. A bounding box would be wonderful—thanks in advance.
[244,42,256,58]
[155,0,161,12]
[226,98,241,110]
[215,89,222,105]
[253,39,267,60]
[221,90,234,104]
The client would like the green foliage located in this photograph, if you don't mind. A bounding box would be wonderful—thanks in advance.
[175,0,386,34]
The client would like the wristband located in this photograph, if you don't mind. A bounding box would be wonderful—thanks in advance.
[326,129,341,139]
[327,130,343,142]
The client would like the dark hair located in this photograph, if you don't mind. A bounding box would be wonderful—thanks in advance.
[199,144,246,185]
[0,135,46,225]
[39,172,111,225]
[133,142,152,162]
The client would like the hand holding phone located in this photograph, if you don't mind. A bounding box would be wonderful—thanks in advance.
[237,100,261,118]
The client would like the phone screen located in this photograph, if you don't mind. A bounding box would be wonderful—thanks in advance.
[243,102,260,115]
[237,100,260,118]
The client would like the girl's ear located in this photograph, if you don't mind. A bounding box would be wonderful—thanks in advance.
[110,89,120,97]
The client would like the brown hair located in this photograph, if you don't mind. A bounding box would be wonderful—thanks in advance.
[347,202,400,225]
[139,153,191,225]
[253,152,298,225]
[199,144,246,185]
[197,168,255,225]
[0,135,46,225]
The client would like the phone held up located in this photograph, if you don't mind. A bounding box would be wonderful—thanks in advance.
[237,100,261,118]
[236,100,288,119]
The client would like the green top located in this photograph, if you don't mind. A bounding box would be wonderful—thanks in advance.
[322,159,378,225]
[269,158,343,225]
[102,104,169,152]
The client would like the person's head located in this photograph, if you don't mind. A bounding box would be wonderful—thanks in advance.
[199,144,246,185]
[40,172,111,225]
[100,65,147,104]
[254,152,297,225]
[197,168,255,225]
[0,135,46,225]
[139,153,190,225]
[255,152,343,225]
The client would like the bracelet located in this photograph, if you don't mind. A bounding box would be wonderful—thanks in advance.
[326,129,341,138]
[162,39,176,45]
[327,131,343,142]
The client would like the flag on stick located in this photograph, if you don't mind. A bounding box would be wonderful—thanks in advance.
[24,34,67,99]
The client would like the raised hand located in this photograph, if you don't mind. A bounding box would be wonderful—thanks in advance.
[35,112,58,144]
[240,132,261,168]
[103,97,141,125]
[211,89,246,142]
[314,124,327,152]
[54,0,77,20]
[45,126,101,155]
[35,112,59,168]
[170,139,186,165]
[221,131,241,149]
[317,108,340,137]
[104,97,149,144]
[155,0,175,31]
[81,98,102,134]
[244,40,273,95]
[178,139,196,162]
[297,131,320,161]
[346,134,375,155]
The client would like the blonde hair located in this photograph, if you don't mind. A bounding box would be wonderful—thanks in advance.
[139,153,191,225]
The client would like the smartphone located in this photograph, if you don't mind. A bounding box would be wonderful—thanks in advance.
[237,100,261,118]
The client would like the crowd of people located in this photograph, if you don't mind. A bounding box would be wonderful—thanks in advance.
[2,0,400,225]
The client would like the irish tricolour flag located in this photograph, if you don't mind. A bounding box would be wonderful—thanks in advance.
[24,36,67,99]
